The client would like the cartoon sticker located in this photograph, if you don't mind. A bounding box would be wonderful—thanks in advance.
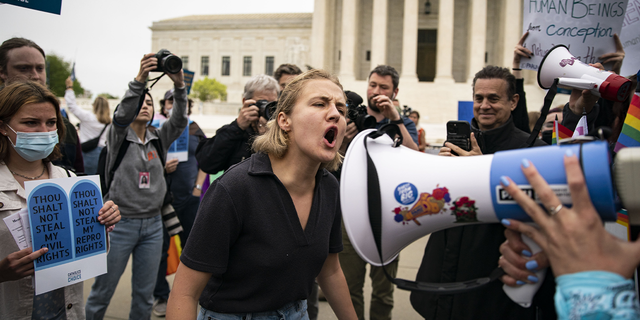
[393,185,451,225]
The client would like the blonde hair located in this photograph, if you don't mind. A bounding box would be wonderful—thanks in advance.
[252,69,345,171]
[92,96,111,124]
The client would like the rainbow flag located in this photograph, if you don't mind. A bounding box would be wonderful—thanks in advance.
[614,92,640,152]
[552,120,573,145]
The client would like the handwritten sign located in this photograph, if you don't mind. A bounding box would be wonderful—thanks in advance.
[520,0,628,71]
[25,175,107,295]
[620,0,640,76]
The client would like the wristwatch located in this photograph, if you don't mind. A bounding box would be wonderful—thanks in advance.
[389,119,404,125]
[194,184,202,190]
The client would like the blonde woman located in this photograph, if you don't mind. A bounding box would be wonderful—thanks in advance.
[167,69,357,320]
[64,77,111,174]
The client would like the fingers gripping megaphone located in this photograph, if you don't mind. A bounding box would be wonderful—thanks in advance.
[538,44,632,102]
[340,128,618,305]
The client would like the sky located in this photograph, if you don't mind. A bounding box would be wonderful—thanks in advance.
[0,0,314,97]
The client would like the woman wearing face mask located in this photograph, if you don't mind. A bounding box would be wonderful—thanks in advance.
[0,81,121,320]
[85,53,187,320]
[166,69,357,320]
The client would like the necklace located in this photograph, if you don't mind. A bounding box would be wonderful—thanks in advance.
[9,165,46,180]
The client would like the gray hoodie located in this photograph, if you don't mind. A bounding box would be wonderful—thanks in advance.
[103,80,188,218]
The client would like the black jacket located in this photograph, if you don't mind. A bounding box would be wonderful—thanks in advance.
[410,117,555,320]
[196,120,258,174]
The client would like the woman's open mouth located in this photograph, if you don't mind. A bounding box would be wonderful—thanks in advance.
[324,127,338,147]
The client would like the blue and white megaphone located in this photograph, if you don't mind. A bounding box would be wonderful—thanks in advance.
[340,128,618,306]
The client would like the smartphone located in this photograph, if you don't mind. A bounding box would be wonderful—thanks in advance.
[445,121,471,155]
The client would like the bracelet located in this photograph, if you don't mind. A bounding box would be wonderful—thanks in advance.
[389,119,404,125]
[512,68,522,71]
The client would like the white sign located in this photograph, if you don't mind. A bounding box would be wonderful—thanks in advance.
[620,0,640,76]
[25,175,107,295]
[520,0,628,71]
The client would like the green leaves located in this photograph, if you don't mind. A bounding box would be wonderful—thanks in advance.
[191,77,227,102]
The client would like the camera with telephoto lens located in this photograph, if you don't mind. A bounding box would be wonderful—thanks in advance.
[153,49,182,74]
[255,100,278,120]
[345,90,376,131]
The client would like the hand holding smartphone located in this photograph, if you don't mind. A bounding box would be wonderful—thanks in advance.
[445,121,471,156]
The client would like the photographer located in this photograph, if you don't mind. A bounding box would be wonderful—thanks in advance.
[196,74,278,174]
[85,52,187,319]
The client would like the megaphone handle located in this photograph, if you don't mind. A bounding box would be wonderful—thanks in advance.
[502,235,547,308]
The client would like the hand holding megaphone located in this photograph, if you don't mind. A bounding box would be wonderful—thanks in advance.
[499,152,640,283]
[538,45,632,103]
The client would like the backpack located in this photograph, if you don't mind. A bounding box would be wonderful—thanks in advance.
[97,137,166,195]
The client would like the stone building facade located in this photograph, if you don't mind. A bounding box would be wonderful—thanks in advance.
[149,0,564,124]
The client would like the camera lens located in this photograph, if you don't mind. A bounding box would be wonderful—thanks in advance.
[162,55,183,74]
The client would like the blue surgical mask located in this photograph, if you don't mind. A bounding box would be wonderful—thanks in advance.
[6,124,59,162]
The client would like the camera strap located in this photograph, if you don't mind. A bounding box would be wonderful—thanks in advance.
[363,127,505,294]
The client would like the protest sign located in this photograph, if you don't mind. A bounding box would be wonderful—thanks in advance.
[519,0,628,71]
[167,124,190,162]
[149,118,190,162]
[620,0,640,76]
[1,0,62,15]
[25,175,107,295]
[183,69,195,95]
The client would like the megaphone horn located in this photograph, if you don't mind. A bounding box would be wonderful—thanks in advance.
[537,44,632,102]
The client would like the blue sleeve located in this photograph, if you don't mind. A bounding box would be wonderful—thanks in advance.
[555,271,640,319]
[403,117,419,145]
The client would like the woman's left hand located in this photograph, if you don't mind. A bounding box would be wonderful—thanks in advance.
[500,151,640,279]
[98,201,121,232]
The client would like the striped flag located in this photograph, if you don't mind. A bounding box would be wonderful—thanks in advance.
[614,91,640,152]
[552,119,573,145]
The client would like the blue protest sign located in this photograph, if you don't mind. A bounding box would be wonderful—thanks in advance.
[28,184,73,268]
[183,69,195,95]
[70,180,105,258]
[2,0,62,15]
[25,175,107,295]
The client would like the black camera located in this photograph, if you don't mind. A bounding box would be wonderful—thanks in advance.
[255,100,278,120]
[345,91,376,131]
[153,49,182,74]
[402,105,413,117]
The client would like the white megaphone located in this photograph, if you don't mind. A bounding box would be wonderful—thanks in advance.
[538,44,632,102]
[341,129,617,306]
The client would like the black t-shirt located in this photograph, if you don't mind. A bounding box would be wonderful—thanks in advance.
[181,152,343,313]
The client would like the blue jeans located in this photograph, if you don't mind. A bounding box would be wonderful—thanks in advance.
[82,146,102,175]
[198,300,309,320]
[85,215,163,320]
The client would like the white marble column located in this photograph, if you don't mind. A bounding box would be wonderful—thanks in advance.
[339,0,358,81]
[434,0,455,83]
[311,0,328,70]
[502,0,522,68]
[370,0,388,70]
[467,0,487,82]
[401,0,419,82]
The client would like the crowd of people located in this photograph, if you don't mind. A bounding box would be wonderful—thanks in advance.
[0,30,638,320]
